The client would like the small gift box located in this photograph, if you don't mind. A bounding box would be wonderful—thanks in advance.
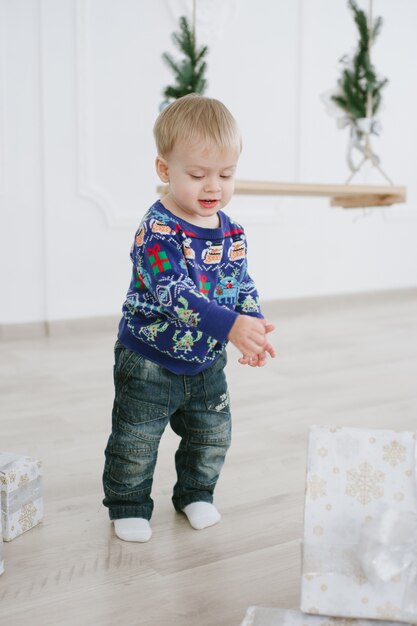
[0,453,43,541]
[0,519,4,575]
[300,425,417,624]
[240,607,400,626]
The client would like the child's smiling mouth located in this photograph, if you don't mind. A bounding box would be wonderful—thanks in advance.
[198,199,219,209]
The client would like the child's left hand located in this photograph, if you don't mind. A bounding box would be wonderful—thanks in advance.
[238,341,276,367]
[238,320,276,367]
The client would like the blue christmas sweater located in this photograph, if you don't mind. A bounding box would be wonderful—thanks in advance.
[118,200,262,374]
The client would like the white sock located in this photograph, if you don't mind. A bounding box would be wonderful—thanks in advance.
[113,518,152,542]
[182,502,221,530]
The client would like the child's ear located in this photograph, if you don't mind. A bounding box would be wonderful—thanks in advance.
[156,156,169,183]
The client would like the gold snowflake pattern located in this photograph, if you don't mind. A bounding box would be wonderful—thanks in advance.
[346,462,384,505]
[18,474,29,488]
[1,469,17,485]
[382,440,406,467]
[18,503,37,531]
[354,573,368,585]
[307,474,327,500]
[318,448,328,457]
[376,601,401,620]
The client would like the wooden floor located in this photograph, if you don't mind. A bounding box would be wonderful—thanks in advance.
[1,289,416,626]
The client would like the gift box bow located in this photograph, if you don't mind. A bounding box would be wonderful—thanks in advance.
[359,507,417,623]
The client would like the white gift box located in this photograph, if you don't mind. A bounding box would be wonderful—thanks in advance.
[240,607,401,626]
[0,518,4,575]
[0,452,43,541]
[300,425,417,624]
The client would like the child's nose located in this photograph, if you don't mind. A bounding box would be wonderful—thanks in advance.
[203,177,221,193]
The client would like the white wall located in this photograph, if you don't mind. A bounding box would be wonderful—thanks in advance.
[1,0,416,325]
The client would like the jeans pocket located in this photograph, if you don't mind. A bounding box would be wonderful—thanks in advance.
[113,341,143,387]
[115,354,171,439]
[202,351,230,415]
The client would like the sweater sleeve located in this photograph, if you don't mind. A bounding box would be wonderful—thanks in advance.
[235,271,263,318]
[234,237,263,318]
[137,233,238,343]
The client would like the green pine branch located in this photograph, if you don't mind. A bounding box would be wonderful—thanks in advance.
[331,0,388,122]
[162,16,209,100]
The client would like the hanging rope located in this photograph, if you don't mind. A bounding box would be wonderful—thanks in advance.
[366,0,374,120]
[192,0,196,40]
[345,0,393,185]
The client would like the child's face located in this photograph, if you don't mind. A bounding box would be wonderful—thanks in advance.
[156,140,240,227]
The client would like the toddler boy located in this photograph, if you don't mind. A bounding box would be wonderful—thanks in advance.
[102,94,275,542]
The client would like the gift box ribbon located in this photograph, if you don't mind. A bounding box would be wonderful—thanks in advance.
[1,476,42,516]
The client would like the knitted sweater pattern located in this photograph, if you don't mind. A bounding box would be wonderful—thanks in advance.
[118,200,262,374]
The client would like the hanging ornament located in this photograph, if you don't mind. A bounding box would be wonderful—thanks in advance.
[323,0,392,184]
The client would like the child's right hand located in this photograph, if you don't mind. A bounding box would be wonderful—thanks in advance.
[228,315,267,358]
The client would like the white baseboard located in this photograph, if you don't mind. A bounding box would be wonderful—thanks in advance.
[261,286,417,319]
[1,287,416,340]
[0,316,119,341]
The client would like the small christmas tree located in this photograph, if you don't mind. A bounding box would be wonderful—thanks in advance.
[162,16,209,101]
[331,0,387,122]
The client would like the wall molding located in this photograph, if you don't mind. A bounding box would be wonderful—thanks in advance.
[74,0,139,228]
[167,0,237,43]
[0,0,6,199]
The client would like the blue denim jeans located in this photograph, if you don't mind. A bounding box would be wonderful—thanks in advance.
[102,341,231,520]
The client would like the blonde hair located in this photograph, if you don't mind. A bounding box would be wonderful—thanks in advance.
[154,94,242,157]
